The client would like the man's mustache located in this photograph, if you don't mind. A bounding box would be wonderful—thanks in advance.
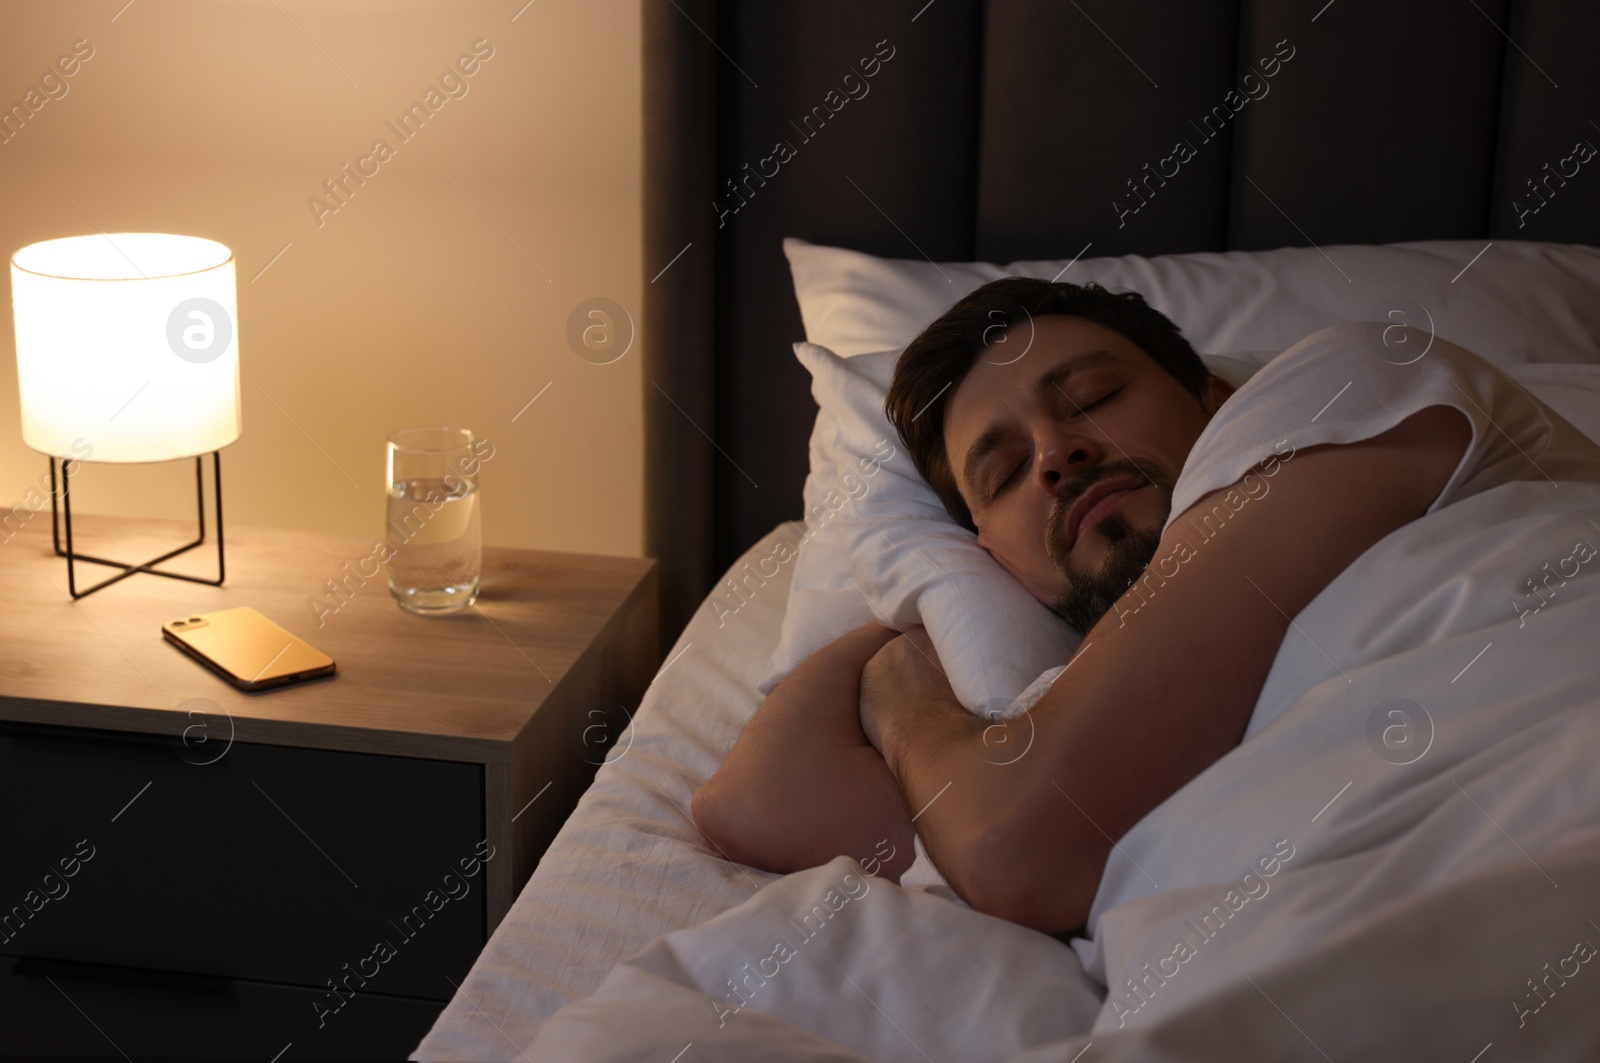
[1045,458,1173,565]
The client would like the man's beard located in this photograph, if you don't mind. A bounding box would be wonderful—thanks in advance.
[1044,457,1174,635]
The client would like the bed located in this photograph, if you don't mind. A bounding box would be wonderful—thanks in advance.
[415,286,1600,1061]
[415,1,1600,1059]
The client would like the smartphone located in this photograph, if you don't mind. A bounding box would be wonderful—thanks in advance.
[163,607,336,691]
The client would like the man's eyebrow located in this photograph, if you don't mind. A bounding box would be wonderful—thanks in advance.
[960,349,1123,496]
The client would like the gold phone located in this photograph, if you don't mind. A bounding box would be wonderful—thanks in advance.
[162,607,336,691]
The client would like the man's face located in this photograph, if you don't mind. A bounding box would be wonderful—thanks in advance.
[943,315,1233,634]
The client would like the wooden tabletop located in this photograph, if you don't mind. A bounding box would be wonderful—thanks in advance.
[0,513,659,766]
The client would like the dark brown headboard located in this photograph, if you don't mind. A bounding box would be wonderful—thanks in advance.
[642,0,1600,644]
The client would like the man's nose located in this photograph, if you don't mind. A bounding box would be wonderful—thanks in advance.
[1033,430,1102,498]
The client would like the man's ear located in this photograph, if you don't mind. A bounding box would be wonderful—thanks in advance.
[1200,374,1236,417]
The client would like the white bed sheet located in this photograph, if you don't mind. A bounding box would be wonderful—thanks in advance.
[411,522,805,1061]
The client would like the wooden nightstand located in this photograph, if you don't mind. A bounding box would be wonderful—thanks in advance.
[0,514,658,1060]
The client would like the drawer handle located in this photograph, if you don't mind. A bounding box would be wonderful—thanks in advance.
[13,955,232,994]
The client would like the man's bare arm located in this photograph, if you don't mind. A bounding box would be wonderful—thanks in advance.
[691,621,916,881]
[862,404,1473,932]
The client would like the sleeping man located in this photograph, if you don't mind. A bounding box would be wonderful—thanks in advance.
[691,276,1599,935]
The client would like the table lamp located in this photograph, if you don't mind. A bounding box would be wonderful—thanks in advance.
[10,233,241,598]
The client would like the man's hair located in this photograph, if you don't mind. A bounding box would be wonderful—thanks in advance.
[884,277,1210,532]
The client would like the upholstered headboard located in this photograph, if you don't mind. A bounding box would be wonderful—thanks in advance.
[641,0,1600,643]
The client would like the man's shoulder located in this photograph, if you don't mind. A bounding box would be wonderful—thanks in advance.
[1169,324,1505,528]
[1239,321,1497,400]
[1202,321,1511,457]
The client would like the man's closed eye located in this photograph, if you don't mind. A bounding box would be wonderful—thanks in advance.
[990,389,1122,499]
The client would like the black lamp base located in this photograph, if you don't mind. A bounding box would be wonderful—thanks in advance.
[48,452,226,600]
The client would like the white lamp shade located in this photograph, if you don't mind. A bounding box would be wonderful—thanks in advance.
[11,233,241,463]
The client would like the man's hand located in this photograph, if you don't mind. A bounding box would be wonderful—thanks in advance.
[859,625,962,760]
[858,624,993,902]
[690,620,917,882]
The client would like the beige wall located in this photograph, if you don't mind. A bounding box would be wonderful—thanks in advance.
[0,0,643,559]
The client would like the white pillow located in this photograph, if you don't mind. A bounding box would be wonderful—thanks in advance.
[783,237,1600,367]
[762,358,890,682]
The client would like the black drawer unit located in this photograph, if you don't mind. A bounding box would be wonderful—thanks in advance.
[0,721,488,1059]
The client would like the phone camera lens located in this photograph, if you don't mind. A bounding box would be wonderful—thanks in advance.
[188,617,202,623]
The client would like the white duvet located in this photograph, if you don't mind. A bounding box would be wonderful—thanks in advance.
[529,429,1600,1054]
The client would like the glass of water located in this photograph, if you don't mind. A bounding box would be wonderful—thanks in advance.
[384,426,483,616]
